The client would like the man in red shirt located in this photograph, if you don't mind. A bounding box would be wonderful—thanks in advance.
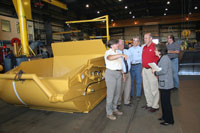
[142,33,159,112]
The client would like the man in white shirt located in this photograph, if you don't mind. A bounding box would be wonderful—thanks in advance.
[117,39,132,107]
[104,39,128,120]
[128,37,143,100]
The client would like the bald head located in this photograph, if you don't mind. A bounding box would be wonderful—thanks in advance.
[144,33,153,46]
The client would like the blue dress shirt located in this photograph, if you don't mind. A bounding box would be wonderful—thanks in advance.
[128,45,143,64]
[117,49,131,73]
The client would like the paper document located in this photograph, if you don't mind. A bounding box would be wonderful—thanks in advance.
[148,63,162,72]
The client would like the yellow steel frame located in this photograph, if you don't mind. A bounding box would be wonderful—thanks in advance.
[16,0,30,56]
[65,15,110,41]
[42,0,67,10]
[53,30,81,35]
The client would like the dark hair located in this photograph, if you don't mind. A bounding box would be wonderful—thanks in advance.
[107,39,119,48]
[169,35,175,42]
[155,43,168,56]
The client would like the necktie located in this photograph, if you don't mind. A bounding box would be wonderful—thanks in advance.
[122,51,129,73]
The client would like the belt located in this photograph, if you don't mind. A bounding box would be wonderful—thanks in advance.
[144,67,151,69]
[115,70,122,71]
[131,63,141,66]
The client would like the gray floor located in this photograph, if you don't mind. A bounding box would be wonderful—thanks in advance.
[0,76,200,133]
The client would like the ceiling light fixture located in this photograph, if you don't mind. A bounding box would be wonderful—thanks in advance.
[186,17,189,21]
[129,11,132,14]
[118,0,122,2]
[97,11,100,14]
[194,6,198,10]
[132,16,135,18]
[189,12,192,15]
[86,4,89,8]
[111,19,114,22]
[134,21,138,25]
[164,13,166,16]
[125,6,128,9]
[167,1,170,5]
[165,8,168,11]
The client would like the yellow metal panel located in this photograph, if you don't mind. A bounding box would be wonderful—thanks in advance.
[12,0,32,20]
[42,0,67,10]
[52,39,106,56]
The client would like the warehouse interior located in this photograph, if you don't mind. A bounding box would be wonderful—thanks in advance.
[0,0,200,132]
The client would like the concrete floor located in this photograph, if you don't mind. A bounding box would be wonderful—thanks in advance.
[0,76,200,133]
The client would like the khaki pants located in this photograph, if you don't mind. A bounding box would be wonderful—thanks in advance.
[142,68,159,109]
[105,69,122,115]
[118,72,131,105]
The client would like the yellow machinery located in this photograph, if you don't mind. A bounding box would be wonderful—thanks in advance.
[0,39,106,113]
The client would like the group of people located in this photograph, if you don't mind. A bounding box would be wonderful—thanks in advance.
[104,33,180,126]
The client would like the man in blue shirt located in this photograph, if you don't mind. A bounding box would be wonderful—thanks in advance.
[117,39,132,107]
[128,37,143,100]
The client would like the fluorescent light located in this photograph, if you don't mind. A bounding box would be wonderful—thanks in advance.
[86,4,89,8]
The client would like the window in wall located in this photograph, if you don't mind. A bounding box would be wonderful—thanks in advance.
[1,19,11,32]
[153,39,159,44]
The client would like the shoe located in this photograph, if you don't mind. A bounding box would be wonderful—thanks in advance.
[136,96,141,101]
[113,111,123,116]
[130,96,134,101]
[148,108,159,112]
[160,122,174,126]
[117,105,121,109]
[158,117,164,121]
[124,103,132,107]
[107,115,116,120]
[141,105,151,110]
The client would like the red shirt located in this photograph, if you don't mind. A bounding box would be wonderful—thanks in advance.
[142,42,159,68]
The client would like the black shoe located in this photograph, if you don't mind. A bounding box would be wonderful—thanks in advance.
[124,103,132,107]
[158,117,164,121]
[141,105,151,110]
[117,105,121,109]
[160,122,174,126]
[148,108,159,112]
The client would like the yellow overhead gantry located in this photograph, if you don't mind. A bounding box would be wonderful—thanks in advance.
[66,15,110,41]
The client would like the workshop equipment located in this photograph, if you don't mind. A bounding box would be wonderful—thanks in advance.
[0,39,107,113]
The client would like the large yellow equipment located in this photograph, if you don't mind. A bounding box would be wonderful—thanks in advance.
[0,39,106,113]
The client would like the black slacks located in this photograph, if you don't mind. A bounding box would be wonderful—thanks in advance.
[160,89,174,124]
